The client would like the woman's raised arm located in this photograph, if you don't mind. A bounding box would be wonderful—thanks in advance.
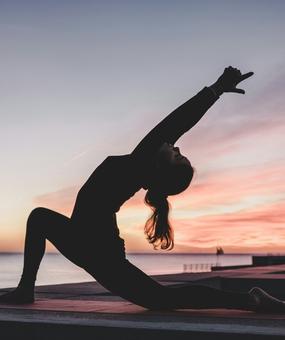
[131,67,253,163]
[131,87,219,162]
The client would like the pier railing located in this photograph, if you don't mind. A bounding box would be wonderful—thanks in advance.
[183,263,220,273]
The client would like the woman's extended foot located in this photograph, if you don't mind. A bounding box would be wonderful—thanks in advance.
[0,286,34,304]
[248,287,285,313]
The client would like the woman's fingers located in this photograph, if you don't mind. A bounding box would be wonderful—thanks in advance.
[228,70,254,94]
[217,67,254,94]
[240,71,254,81]
[229,88,245,94]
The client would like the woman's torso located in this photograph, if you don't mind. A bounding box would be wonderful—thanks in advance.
[70,154,146,240]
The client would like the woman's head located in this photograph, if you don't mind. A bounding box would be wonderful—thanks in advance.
[150,142,194,195]
[156,142,191,167]
[144,142,194,250]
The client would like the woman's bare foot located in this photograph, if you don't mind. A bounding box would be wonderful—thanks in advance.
[248,287,285,313]
[0,286,34,304]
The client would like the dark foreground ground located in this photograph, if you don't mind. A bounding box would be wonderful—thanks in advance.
[1,264,285,340]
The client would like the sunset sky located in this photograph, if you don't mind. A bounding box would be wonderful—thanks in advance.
[0,0,284,253]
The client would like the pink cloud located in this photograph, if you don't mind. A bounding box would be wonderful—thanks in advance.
[172,200,285,251]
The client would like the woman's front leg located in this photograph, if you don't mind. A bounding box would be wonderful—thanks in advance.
[0,207,82,304]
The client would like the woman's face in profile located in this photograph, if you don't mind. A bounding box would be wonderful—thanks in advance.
[156,142,191,167]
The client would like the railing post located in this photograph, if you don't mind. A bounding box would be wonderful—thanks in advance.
[183,262,216,273]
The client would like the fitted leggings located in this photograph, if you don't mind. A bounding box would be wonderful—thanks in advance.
[20,207,252,310]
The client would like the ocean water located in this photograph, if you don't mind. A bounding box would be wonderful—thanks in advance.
[0,253,254,289]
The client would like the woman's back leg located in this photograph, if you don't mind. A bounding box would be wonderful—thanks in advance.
[87,259,254,311]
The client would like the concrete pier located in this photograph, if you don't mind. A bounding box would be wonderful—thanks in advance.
[1,264,285,339]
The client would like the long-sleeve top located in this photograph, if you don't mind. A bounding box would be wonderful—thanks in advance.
[70,87,219,239]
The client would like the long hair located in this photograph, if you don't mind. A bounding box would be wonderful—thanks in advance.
[144,189,173,250]
[144,163,194,250]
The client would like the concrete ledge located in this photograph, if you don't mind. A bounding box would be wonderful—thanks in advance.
[1,308,285,340]
[1,266,285,339]
[253,256,285,266]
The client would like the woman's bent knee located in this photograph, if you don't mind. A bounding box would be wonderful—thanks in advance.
[27,208,61,230]
[28,207,49,224]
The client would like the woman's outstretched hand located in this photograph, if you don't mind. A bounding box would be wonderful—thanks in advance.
[210,66,254,96]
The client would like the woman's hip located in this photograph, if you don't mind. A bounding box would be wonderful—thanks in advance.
[74,234,126,268]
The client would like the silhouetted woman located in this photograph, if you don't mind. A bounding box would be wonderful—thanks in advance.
[1,66,285,313]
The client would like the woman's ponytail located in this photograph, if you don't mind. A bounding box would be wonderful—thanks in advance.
[144,189,174,250]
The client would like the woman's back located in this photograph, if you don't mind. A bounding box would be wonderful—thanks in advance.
[71,154,145,220]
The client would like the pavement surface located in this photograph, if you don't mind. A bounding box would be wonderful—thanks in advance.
[1,264,285,339]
